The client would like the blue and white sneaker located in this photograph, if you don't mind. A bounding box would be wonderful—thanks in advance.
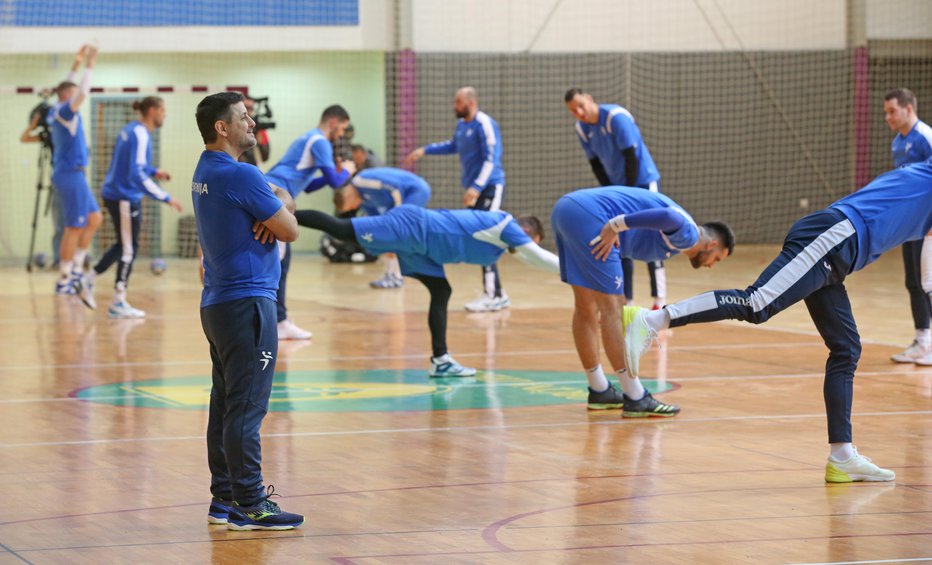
[226,486,304,531]
[207,497,233,524]
[55,277,76,295]
[369,273,404,289]
[429,354,477,378]
[71,274,96,310]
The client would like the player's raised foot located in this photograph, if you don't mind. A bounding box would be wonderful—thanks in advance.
[429,354,477,378]
[369,273,404,289]
[226,486,304,531]
[108,300,146,319]
[278,319,312,340]
[464,293,503,313]
[622,306,656,378]
[55,277,76,296]
[587,383,625,410]
[825,450,895,483]
[72,275,96,310]
[207,497,233,525]
[891,340,930,363]
[622,391,680,418]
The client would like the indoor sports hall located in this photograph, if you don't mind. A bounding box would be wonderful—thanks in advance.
[0,1,930,563]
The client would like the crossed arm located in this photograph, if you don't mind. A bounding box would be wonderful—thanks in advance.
[253,183,299,244]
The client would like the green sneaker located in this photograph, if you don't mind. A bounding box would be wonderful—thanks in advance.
[622,306,655,378]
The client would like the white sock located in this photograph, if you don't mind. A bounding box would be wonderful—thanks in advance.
[114,283,127,304]
[653,297,666,309]
[829,443,855,462]
[646,309,670,333]
[73,248,88,274]
[385,255,401,277]
[616,368,646,400]
[916,329,931,349]
[585,365,609,392]
[59,260,74,279]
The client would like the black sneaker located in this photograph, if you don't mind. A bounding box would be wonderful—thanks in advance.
[227,486,304,531]
[587,383,625,410]
[622,391,680,418]
[207,497,232,524]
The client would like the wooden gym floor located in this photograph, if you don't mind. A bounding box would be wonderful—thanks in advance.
[0,245,929,564]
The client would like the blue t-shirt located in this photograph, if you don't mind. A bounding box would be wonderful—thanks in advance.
[48,99,88,173]
[351,167,431,216]
[351,206,530,268]
[192,150,284,307]
[831,161,932,272]
[574,104,660,187]
[563,186,698,262]
[265,127,336,197]
[892,120,932,168]
[423,110,505,190]
[101,121,171,204]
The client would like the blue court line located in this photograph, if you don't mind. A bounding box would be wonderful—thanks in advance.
[0,539,34,565]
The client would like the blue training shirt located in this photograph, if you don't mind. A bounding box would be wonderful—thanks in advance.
[574,104,660,188]
[831,161,932,272]
[423,110,505,190]
[265,127,339,197]
[351,206,530,268]
[48,99,87,173]
[892,120,932,168]
[101,121,171,204]
[563,186,698,262]
[351,167,431,216]
[192,150,284,307]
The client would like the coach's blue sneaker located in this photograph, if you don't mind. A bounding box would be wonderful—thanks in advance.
[226,486,304,531]
[207,497,233,524]
[429,354,477,378]
[622,391,680,418]
[55,277,76,295]
[587,383,625,410]
[825,450,895,483]
[623,306,656,378]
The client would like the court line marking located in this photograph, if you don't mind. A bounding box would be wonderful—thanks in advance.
[789,559,932,565]
[0,540,33,565]
[0,367,925,405]
[0,341,828,372]
[0,409,930,449]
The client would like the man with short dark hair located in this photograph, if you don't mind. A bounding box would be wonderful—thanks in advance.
[883,88,932,365]
[405,86,509,313]
[294,205,559,377]
[193,91,303,530]
[625,161,932,482]
[565,88,667,310]
[552,185,732,415]
[264,104,355,339]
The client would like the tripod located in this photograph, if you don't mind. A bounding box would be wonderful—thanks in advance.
[26,144,54,272]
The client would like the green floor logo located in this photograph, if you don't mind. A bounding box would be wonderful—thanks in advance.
[72,370,676,412]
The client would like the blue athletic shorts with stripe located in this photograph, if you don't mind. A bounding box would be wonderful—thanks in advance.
[52,169,99,228]
[552,195,624,295]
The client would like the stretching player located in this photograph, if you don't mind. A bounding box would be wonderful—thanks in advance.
[87,96,183,318]
[194,91,303,530]
[49,44,102,307]
[552,186,733,415]
[405,87,509,313]
[293,205,559,377]
[625,161,932,482]
[264,105,355,340]
[883,88,932,364]
[565,88,667,309]
[338,167,432,289]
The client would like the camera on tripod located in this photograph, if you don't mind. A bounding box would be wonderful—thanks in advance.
[250,96,276,132]
[27,89,55,151]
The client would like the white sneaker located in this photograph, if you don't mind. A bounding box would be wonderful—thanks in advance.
[108,300,145,319]
[825,449,895,483]
[278,319,312,340]
[72,275,96,310]
[428,354,477,378]
[891,340,931,363]
[915,350,932,366]
[464,292,509,312]
[622,306,656,378]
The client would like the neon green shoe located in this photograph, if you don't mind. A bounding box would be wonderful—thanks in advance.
[622,306,655,378]
[825,451,895,483]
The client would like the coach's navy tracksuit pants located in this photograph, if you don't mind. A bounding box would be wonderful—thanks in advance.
[665,209,860,443]
[200,296,278,505]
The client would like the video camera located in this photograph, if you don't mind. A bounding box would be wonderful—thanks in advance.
[28,89,55,151]
[250,96,276,132]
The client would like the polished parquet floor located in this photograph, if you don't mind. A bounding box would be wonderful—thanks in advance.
[0,245,930,564]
